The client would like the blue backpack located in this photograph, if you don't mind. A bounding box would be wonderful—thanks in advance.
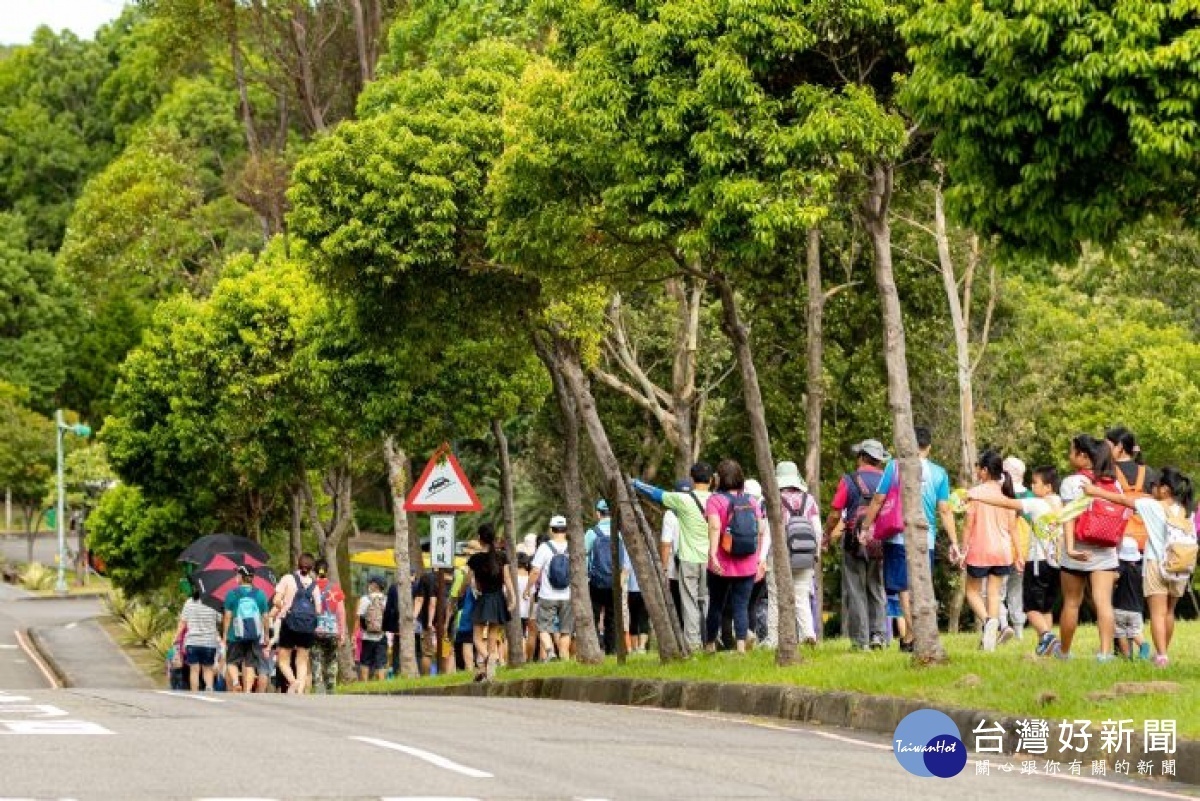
[588,527,614,589]
[546,542,571,590]
[286,573,319,634]
[231,588,262,643]
[720,492,760,557]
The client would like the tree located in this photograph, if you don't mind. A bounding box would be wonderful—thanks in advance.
[902,0,1200,256]
[88,483,194,595]
[0,385,55,562]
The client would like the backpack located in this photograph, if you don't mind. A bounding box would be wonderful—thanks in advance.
[546,542,571,590]
[286,573,319,634]
[1115,465,1151,551]
[588,527,614,589]
[231,588,262,643]
[1158,506,1198,580]
[782,492,818,571]
[843,471,882,558]
[315,584,339,638]
[873,467,904,541]
[1075,474,1130,548]
[719,492,760,557]
[363,592,385,634]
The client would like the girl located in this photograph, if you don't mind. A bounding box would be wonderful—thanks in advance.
[705,459,764,654]
[1085,466,1194,667]
[1058,435,1120,661]
[175,584,221,691]
[465,524,516,680]
[963,449,1018,651]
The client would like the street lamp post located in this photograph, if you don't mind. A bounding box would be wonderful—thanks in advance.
[55,410,91,595]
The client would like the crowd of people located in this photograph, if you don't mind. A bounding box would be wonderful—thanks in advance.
[168,426,1197,692]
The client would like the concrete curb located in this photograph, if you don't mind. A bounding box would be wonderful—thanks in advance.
[17,592,111,602]
[25,627,71,688]
[375,676,1199,786]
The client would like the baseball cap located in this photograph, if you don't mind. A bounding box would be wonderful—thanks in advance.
[851,439,891,462]
[236,565,253,578]
[744,478,763,498]
[549,515,568,530]
[673,478,694,492]
[595,499,609,514]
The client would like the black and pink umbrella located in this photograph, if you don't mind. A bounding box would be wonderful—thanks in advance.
[191,552,277,612]
[178,533,270,567]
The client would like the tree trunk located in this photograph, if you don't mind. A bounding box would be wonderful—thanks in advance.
[492,418,527,666]
[934,184,977,484]
[383,437,419,678]
[534,334,603,663]
[803,226,826,638]
[25,503,36,565]
[863,164,947,665]
[554,334,686,661]
[222,0,260,159]
[287,4,327,134]
[289,486,304,570]
[348,0,373,84]
[713,275,800,665]
[668,277,703,474]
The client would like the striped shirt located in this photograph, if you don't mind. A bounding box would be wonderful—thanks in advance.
[181,598,221,647]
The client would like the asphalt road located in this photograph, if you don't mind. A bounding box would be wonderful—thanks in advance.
[0,689,1194,801]
[0,582,106,689]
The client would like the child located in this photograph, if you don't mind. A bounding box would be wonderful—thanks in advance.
[1113,537,1149,659]
[1086,466,1195,667]
[963,449,1019,651]
[969,465,1062,656]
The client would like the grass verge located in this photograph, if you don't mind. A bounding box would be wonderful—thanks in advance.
[29,575,112,598]
[344,623,1200,738]
[97,615,166,687]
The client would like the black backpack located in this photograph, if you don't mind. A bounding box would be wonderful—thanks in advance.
[546,542,571,590]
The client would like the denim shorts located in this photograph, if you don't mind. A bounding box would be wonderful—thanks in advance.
[184,645,217,667]
[882,543,909,594]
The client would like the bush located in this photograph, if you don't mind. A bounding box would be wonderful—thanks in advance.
[19,562,55,591]
[104,589,133,623]
[150,629,176,662]
[119,603,174,649]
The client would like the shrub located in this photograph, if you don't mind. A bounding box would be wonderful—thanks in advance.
[19,562,56,591]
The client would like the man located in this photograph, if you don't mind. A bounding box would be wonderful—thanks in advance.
[310,558,347,694]
[525,515,573,661]
[632,462,713,649]
[222,565,270,693]
[586,499,621,655]
[659,478,692,631]
[862,427,957,652]
[355,576,389,681]
[412,568,438,676]
[823,440,889,650]
[270,552,322,694]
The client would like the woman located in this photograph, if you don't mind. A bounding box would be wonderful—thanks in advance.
[175,583,221,691]
[1058,435,1120,661]
[465,524,516,680]
[704,459,764,654]
[1106,426,1157,552]
[270,552,323,694]
[963,449,1018,651]
[1085,466,1194,667]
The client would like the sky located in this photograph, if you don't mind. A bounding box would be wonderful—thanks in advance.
[1,0,126,45]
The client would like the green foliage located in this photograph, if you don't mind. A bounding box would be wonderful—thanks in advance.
[87,483,195,597]
[903,0,1200,256]
[119,601,175,648]
[0,388,55,519]
[19,562,56,591]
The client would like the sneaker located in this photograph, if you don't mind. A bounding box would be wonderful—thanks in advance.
[1138,642,1151,661]
[898,638,915,653]
[1153,654,1169,668]
[802,637,818,648]
[998,626,1015,647]
[1035,632,1056,657]
[869,635,884,651]
[982,619,999,652]
[1096,653,1117,664]
[1052,644,1071,660]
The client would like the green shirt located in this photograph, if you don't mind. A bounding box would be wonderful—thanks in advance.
[661,490,711,565]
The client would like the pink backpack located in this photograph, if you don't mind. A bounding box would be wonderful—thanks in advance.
[872,466,905,541]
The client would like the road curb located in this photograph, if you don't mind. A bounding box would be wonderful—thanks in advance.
[16,592,111,602]
[374,676,1199,786]
[24,627,71,688]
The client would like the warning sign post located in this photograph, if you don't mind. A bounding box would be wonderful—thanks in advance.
[406,444,481,571]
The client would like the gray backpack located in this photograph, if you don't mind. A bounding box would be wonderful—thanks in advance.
[783,492,818,570]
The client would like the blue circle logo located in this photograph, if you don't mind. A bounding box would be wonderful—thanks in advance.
[893,710,967,778]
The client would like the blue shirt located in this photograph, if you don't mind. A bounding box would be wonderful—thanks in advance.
[876,458,951,550]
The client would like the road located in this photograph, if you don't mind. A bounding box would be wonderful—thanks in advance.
[0,582,106,689]
[0,688,1195,800]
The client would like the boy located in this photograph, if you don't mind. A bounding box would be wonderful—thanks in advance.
[1113,537,1150,659]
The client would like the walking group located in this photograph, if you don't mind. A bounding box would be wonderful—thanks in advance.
[168,426,1196,692]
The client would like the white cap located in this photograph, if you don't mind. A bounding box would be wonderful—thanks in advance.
[549,515,568,530]
[1003,456,1027,492]
[744,478,763,498]
[1118,536,1141,562]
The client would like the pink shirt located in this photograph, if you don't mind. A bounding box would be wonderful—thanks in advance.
[706,492,763,578]
[965,482,1016,567]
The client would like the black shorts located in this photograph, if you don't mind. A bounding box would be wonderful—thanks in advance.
[1022,562,1060,614]
[226,639,265,670]
[358,637,387,670]
[966,564,1012,579]
[278,624,315,650]
[1060,565,1119,578]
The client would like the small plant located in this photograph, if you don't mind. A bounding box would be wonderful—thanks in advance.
[120,603,174,649]
[150,629,177,662]
[104,589,133,623]
[19,562,56,591]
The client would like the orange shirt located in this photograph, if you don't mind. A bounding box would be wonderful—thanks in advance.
[965,481,1016,568]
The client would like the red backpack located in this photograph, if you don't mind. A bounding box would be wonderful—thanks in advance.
[1074,471,1129,548]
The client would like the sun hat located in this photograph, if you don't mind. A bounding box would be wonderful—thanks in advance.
[851,439,891,462]
[1003,456,1028,493]
[744,478,763,498]
[775,461,808,492]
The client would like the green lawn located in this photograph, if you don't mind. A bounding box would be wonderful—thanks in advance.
[28,575,112,597]
[345,623,1200,738]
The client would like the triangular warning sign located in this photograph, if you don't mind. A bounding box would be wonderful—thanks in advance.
[405,445,483,513]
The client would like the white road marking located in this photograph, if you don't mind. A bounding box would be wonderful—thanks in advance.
[381,797,483,801]
[656,708,1195,800]
[0,720,112,735]
[0,643,18,649]
[351,736,494,779]
[196,797,279,801]
[154,690,225,704]
[65,622,78,630]
[13,629,61,688]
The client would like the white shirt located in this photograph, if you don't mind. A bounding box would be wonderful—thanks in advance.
[532,539,571,601]
[181,599,220,648]
[518,574,531,619]
[1019,495,1061,566]
[661,511,680,581]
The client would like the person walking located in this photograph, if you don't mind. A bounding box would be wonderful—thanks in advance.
[823,441,889,650]
[998,456,1030,640]
[658,478,691,631]
[586,500,620,655]
[963,449,1019,651]
[775,461,822,646]
[704,459,763,654]
[632,462,714,649]
[222,565,270,693]
[465,524,516,680]
[310,558,346,694]
[175,583,221,691]
[355,576,388,681]
[270,552,323,694]
[525,515,574,661]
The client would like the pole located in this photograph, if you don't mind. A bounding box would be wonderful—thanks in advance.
[55,410,67,595]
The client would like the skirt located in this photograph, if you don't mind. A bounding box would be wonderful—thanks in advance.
[471,590,511,626]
